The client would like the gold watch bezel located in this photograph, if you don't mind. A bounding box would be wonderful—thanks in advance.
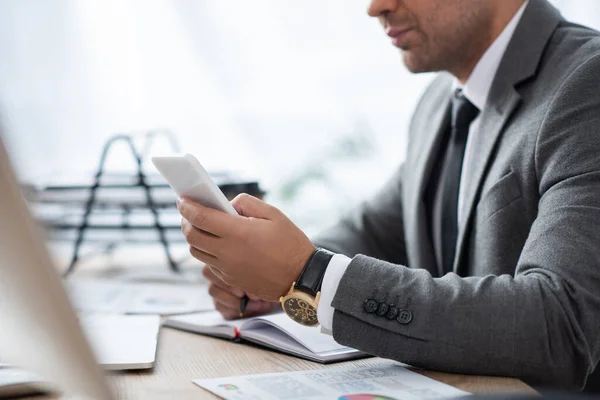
[279,282,321,327]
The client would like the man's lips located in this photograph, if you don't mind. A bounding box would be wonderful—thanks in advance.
[386,27,413,47]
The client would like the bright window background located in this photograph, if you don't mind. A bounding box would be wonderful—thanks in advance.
[0,0,598,235]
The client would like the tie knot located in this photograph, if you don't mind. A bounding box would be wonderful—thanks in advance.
[451,90,479,130]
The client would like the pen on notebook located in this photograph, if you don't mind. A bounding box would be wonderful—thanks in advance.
[240,295,249,318]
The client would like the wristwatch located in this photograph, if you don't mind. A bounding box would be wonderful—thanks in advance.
[279,248,335,327]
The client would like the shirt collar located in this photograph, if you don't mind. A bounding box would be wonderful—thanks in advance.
[459,0,529,110]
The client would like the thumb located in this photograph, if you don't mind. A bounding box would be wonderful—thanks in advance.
[231,193,277,219]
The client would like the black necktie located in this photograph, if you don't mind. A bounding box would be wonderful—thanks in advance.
[439,89,479,274]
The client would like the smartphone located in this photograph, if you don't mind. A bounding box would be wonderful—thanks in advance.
[151,154,238,215]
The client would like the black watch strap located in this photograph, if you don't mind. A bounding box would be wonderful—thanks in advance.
[295,248,335,297]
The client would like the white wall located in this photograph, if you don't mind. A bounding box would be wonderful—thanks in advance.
[0,0,597,232]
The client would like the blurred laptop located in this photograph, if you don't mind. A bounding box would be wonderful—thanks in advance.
[0,135,161,399]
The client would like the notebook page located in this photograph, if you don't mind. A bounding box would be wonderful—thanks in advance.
[165,311,245,339]
[242,313,352,354]
[241,325,317,360]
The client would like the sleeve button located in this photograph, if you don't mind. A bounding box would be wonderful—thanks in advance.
[397,309,413,324]
[386,305,399,320]
[363,299,379,313]
[376,302,389,317]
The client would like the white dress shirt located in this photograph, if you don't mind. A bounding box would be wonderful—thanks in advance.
[317,1,529,334]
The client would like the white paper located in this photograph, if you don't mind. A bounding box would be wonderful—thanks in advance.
[67,280,214,315]
[166,311,360,359]
[193,362,470,400]
[242,313,352,354]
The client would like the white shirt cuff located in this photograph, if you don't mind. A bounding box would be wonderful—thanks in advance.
[317,254,352,335]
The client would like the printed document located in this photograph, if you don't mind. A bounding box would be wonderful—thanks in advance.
[194,362,469,400]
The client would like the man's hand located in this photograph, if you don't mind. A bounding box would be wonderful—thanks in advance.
[203,265,280,320]
[177,194,316,302]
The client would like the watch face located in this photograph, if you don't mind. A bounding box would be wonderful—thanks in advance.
[282,297,318,326]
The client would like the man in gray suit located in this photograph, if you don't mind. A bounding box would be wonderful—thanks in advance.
[176,0,600,391]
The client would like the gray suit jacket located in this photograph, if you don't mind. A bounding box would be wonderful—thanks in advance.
[314,0,600,391]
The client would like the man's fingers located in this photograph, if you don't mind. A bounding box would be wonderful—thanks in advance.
[247,293,262,301]
[182,219,222,257]
[208,283,244,309]
[177,197,238,237]
[230,193,277,219]
[202,266,246,297]
[202,264,219,281]
[203,264,226,284]
[189,246,218,265]
[245,300,279,315]
[214,299,277,321]
[214,302,239,320]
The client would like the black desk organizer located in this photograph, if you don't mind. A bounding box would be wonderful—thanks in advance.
[28,131,264,276]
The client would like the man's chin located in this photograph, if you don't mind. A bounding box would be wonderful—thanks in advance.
[401,51,434,74]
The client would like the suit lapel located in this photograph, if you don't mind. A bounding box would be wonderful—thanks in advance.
[405,77,452,276]
[453,88,521,272]
[412,104,451,203]
[452,0,562,273]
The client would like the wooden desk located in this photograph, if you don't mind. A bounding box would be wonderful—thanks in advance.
[38,257,537,399]
[94,325,536,399]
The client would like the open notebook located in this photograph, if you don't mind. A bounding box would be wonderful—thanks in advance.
[164,311,369,363]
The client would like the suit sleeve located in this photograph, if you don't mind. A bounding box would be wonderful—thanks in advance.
[312,165,408,266]
[329,54,600,390]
